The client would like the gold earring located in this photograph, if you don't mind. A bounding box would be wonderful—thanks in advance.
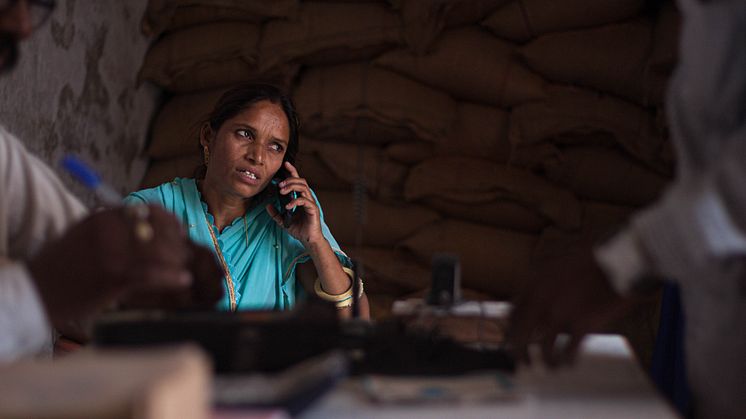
[203,147,210,166]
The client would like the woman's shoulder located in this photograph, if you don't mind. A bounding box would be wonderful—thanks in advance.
[124,177,197,206]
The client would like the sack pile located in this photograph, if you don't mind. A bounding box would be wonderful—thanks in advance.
[137,0,678,317]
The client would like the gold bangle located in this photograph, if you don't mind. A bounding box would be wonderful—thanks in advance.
[314,268,364,303]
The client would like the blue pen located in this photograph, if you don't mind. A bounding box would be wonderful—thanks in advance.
[61,155,122,205]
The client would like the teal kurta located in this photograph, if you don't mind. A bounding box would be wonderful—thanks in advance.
[124,177,350,311]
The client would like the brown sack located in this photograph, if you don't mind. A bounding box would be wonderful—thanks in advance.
[532,201,635,263]
[142,0,298,36]
[259,2,402,72]
[405,156,581,229]
[532,226,588,263]
[295,152,349,192]
[147,89,226,159]
[581,200,635,236]
[316,190,440,246]
[140,153,202,189]
[343,247,430,296]
[294,63,456,144]
[647,2,680,98]
[158,6,269,34]
[509,85,671,174]
[384,142,434,165]
[482,0,644,42]
[168,61,298,94]
[138,23,261,91]
[304,139,409,201]
[540,146,669,207]
[425,198,548,233]
[520,19,668,106]
[366,293,397,320]
[394,0,510,53]
[532,203,630,263]
[401,219,537,297]
[375,28,547,107]
[436,102,510,163]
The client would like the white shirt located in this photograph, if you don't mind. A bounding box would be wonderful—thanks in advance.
[0,125,86,361]
[595,1,746,418]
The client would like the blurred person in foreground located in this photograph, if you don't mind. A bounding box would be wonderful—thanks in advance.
[0,0,223,361]
[508,1,745,418]
[125,84,370,319]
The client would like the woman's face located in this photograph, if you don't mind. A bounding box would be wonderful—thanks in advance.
[201,100,290,200]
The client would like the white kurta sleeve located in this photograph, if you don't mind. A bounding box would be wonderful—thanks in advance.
[0,126,87,361]
[595,0,746,294]
[0,261,54,361]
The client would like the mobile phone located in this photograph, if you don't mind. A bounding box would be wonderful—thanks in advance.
[272,167,298,228]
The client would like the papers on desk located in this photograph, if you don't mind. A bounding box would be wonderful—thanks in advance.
[362,372,517,404]
[213,351,347,415]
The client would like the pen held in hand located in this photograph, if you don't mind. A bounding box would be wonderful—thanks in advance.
[61,155,122,206]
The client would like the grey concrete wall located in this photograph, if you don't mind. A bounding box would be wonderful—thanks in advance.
[0,0,159,205]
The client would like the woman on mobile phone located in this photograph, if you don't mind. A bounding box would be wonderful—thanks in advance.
[125,84,369,318]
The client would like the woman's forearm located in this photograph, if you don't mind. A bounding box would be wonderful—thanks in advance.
[306,238,352,294]
[305,239,370,319]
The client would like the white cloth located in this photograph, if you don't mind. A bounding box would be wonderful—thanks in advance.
[0,125,87,361]
[595,1,746,418]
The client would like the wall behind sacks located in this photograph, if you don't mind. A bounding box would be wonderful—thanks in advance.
[138,0,679,328]
[0,0,159,206]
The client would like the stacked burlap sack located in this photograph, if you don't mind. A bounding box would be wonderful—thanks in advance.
[137,0,679,321]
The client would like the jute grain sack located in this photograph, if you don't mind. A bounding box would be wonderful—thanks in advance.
[437,102,510,163]
[168,61,298,94]
[482,0,644,42]
[147,89,226,159]
[376,28,547,107]
[424,198,548,233]
[142,0,298,36]
[393,0,510,53]
[295,152,349,192]
[532,201,634,262]
[509,132,619,170]
[304,139,409,201]
[405,156,581,229]
[532,200,632,262]
[520,19,668,106]
[367,293,397,320]
[140,154,202,189]
[259,2,402,72]
[648,2,680,94]
[384,142,434,165]
[139,22,261,91]
[508,142,560,171]
[342,246,431,295]
[316,190,440,246]
[581,200,635,236]
[294,63,456,144]
[531,226,588,263]
[541,146,669,207]
[160,6,267,34]
[401,219,536,297]
[509,85,671,174]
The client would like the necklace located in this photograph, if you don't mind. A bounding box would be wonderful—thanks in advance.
[203,213,250,312]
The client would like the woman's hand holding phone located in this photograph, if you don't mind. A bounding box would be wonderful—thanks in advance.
[266,161,325,247]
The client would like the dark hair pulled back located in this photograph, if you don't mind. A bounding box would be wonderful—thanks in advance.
[195,83,300,180]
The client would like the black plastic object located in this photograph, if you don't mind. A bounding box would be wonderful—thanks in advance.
[427,254,462,306]
[93,300,340,373]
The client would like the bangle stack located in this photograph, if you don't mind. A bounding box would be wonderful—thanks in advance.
[314,267,364,309]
